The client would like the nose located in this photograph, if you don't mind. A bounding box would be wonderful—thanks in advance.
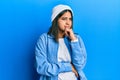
[66,19,70,25]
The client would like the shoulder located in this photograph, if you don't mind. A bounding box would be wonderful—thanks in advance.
[39,33,48,38]
[39,33,54,39]
[37,33,54,43]
[74,33,85,44]
[36,33,49,47]
[37,33,48,43]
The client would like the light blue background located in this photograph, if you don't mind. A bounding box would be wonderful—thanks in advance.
[0,0,120,80]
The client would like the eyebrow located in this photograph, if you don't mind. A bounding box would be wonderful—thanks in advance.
[61,16,72,19]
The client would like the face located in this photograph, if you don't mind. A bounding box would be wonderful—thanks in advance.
[58,11,72,33]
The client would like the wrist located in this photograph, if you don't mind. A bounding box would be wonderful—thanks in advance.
[71,36,77,41]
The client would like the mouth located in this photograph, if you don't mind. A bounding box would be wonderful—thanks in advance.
[64,26,72,30]
[64,26,69,28]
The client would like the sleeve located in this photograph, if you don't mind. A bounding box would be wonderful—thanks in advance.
[35,34,72,77]
[70,35,87,71]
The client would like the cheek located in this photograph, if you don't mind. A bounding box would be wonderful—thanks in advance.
[70,21,72,25]
[70,22,72,27]
[58,21,64,27]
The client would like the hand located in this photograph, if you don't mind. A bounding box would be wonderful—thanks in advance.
[64,28,77,41]
[71,63,79,77]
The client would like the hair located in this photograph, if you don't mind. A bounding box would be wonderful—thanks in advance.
[48,9,73,42]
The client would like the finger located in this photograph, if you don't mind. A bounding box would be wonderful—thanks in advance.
[64,30,68,36]
[64,28,69,36]
[65,28,71,36]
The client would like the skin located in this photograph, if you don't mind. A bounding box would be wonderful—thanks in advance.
[57,11,78,77]
[58,11,77,41]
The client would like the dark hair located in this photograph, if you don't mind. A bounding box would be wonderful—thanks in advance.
[48,9,73,42]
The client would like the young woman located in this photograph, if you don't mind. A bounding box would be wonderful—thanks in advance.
[35,4,87,80]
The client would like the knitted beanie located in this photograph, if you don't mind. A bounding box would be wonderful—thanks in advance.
[51,4,73,22]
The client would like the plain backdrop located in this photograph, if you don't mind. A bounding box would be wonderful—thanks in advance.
[0,0,120,80]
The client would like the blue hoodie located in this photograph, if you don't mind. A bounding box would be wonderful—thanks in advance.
[35,33,87,80]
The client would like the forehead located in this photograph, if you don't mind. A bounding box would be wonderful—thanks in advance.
[61,11,72,17]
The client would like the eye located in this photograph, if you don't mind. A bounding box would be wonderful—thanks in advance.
[61,17,67,20]
[69,18,72,21]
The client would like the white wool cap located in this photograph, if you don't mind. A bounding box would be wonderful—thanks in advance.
[51,4,73,22]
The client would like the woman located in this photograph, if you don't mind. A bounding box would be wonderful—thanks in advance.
[35,4,87,80]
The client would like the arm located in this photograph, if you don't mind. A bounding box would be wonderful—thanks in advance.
[35,34,72,77]
[70,35,87,71]
[64,28,87,74]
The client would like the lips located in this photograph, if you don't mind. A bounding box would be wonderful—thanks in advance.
[64,26,69,28]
